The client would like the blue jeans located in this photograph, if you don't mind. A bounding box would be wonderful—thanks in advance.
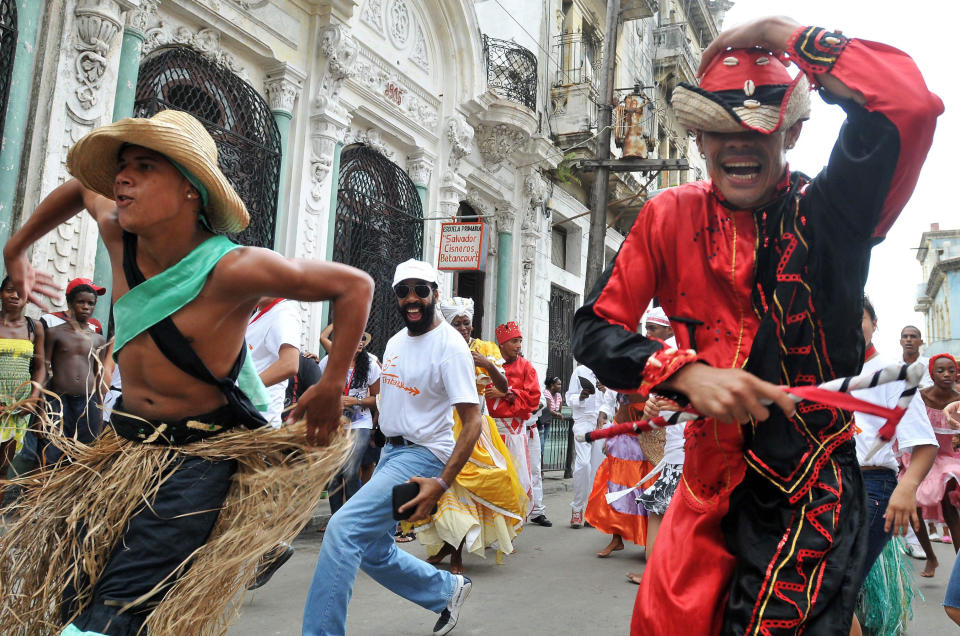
[328,428,371,514]
[303,443,456,636]
[857,468,898,586]
[945,543,960,608]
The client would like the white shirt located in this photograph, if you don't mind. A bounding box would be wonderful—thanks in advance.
[318,353,381,430]
[378,322,478,462]
[246,300,301,426]
[566,365,601,432]
[525,365,544,428]
[854,353,937,471]
[662,421,687,466]
[598,388,618,419]
[909,355,934,389]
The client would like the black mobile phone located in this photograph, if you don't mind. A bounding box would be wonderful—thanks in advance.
[391,482,438,521]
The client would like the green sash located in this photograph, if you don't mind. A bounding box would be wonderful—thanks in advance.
[113,234,268,411]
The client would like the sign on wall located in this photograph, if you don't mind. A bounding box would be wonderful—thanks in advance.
[437,221,487,271]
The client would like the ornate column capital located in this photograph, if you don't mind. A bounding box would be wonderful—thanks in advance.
[494,204,516,234]
[265,63,306,116]
[406,150,434,188]
[124,0,157,36]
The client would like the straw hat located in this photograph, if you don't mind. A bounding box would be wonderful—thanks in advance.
[672,48,810,135]
[66,109,249,233]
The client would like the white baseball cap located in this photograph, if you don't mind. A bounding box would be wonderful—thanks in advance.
[392,259,439,287]
[644,306,670,328]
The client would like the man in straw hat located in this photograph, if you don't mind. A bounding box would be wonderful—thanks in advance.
[572,15,942,635]
[0,109,373,635]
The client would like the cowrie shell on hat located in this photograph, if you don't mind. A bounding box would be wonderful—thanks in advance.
[755,57,770,65]
[743,99,761,108]
[723,56,739,66]
[744,80,755,96]
[824,36,841,45]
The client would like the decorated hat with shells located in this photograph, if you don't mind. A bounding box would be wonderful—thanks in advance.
[672,47,810,135]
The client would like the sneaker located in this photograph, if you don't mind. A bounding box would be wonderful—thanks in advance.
[570,511,583,529]
[902,543,926,560]
[247,545,295,590]
[432,574,472,635]
[530,514,553,527]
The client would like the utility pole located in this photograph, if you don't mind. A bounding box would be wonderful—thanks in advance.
[584,0,621,297]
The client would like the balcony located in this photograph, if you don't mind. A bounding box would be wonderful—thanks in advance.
[653,23,699,84]
[553,31,602,89]
[549,32,602,151]
[483,35,538,112]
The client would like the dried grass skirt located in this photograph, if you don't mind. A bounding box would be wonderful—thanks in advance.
[0,419,352,635]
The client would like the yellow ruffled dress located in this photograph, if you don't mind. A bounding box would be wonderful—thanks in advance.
[410,338,529,558]
[0,338,34,451]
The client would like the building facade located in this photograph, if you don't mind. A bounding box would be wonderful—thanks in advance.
[0,0,727,385]
[915,223,960,357]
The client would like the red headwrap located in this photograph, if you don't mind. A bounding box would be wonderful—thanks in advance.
[495,321,522,345]
[929,353,958,378]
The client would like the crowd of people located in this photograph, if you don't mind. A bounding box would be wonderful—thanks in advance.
[0,11,956,636]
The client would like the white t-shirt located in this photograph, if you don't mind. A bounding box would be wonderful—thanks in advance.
[598,388,618,419]
[317,352,381,430]
[853,353,937,471]
[662,421,687,466]
[246,300,301,426]
[566,365,600,430]
[378,322,478,462]
[910,355,934,389]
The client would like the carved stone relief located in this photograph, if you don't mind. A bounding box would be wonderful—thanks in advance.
[361,0,385,33]
[387,0,411,49]
[349,127,393,159]
[476,123,528,172]
[264,64,304,114]
[411,23,429,72]
[406,155,432,187]
[445,115,474,172]
[143,24,246,77]
[352,48,439,131]
[73,0,123,110]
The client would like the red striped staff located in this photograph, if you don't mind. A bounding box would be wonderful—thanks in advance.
[579,361,925,464]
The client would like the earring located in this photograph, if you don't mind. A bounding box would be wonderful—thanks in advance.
[699,153,706,159]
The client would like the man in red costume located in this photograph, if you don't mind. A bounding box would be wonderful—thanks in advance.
[488,321,541,509]
[572,16,942,635]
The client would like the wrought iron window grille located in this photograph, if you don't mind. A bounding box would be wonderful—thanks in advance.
[133,46,281,249]
[482,35,538,111]
[0,0,16,143]
[333,146,424,359]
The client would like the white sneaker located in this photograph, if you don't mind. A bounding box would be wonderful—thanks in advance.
[432,575,472,635]
[902,543,926,560]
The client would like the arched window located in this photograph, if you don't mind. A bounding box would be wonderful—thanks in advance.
[334,146,424,358]
[0,0,16,142]
[133,46,281,248]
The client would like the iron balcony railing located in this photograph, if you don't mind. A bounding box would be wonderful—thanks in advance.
[553,31,602,89]
[482,34,538,111]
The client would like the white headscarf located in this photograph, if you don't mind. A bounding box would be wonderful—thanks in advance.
[439,296,474,324]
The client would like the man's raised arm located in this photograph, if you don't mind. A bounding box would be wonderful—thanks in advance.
[3,179,115,307]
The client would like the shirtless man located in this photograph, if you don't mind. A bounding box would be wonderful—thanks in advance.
[42,280,107,465]
[1,110,372,635]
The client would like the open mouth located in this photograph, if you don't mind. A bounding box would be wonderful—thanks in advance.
[721,161,761,184]
[404,304,424,322]
[116,194,134,207]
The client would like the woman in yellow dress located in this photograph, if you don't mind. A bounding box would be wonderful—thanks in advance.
[408,296,528,574]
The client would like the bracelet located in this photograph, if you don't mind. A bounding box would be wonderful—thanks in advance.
[433,476,450,492]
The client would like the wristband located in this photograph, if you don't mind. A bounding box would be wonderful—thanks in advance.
[433,476,450,492]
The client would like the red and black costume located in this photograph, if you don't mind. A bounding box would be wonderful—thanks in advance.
[572,27,942,635]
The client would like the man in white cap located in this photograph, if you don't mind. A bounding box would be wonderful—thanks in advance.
[303,259,481,636]
[642,306,673,343]
[572,15,942,635]
[0,110,373,635]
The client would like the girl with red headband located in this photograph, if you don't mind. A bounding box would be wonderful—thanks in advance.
[904,354,960,576]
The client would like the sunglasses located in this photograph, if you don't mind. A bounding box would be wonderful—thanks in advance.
[394,283,433,299]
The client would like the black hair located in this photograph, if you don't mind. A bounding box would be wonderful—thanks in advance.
[351,347,371,389]
[545,376,560,388]
[862,296,877,323]
[902,325,922,338]
[67,284,99,304]
[0,276,10,291]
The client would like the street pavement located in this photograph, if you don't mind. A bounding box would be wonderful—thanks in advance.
[230,476,960,635]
